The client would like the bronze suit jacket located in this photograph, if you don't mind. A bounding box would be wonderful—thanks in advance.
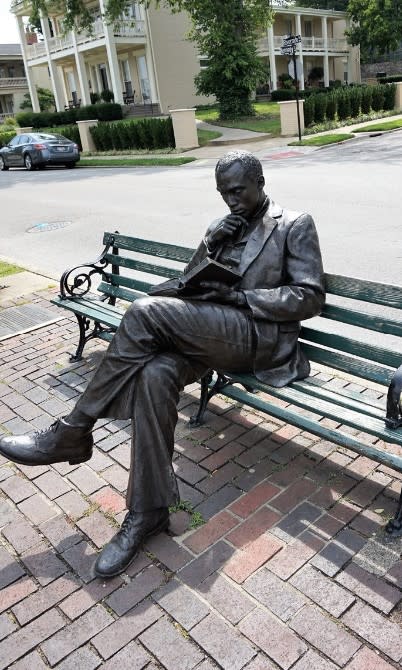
[184,199,326,387]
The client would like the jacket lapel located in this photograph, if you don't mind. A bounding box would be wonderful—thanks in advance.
[237,211,278,275]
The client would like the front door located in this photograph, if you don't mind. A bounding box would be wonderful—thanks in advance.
[99,63,109,91]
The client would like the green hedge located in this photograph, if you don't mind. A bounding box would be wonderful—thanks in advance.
[302,83,396,127]
[90,118,175,151]
[15,103,122,129]
[0,130,16,148]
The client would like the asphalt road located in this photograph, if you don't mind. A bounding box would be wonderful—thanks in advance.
[0,130,401,284]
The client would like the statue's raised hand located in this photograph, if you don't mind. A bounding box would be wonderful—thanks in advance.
[206,214,248,249]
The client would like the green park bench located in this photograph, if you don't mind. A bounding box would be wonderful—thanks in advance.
[51,231,402,535]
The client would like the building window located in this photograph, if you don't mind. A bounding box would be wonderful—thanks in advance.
[304,21,312,38]
[199,58,209,69]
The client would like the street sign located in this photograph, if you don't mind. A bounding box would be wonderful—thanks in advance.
[281,47,294,55]
[282,34,301,46]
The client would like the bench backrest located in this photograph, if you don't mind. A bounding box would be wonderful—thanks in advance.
[100,232,402,388]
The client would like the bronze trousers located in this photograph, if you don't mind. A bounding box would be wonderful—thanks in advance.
[76,296,255,511]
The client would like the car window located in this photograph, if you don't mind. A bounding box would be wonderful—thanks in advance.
[8,136,20,146]
[17,135,29,144]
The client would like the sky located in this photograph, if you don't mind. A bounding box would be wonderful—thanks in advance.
[0,3,20,44]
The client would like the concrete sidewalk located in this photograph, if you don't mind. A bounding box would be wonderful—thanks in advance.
[1,278,402,669]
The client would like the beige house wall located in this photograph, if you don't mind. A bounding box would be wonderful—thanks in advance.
[147,4,211,112]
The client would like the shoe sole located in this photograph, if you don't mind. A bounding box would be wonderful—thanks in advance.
[94,517,170,579]
[0,449,92,467]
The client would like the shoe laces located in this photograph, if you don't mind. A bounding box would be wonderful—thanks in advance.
[36,419,61,437]
[118,511,137,541]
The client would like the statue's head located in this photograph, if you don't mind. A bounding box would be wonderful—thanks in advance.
[215,150,266,221]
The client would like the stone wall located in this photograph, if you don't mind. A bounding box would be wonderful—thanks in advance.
[361,61,402,80]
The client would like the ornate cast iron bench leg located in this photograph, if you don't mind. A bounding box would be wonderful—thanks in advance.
[190,371,233,427]
[386,486,402,537]
[70,314,90,362]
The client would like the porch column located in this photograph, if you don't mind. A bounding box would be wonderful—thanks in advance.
[267,24,277,92]
[98,0,123,103]
[72,35,91,106]
[144,7,161,105]
[295,14,304,90]
[40,14,65,110]
[321,16,329,87]
[16,15,40,112]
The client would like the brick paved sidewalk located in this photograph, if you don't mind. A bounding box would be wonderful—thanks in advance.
[1,289,402,669]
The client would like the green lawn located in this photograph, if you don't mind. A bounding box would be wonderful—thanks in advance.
[289,133,355,146]
[0,261,24,277]
[197,128,222,145]
[353,119,402,133]
[196,102,281,136]
[78,157,196,167]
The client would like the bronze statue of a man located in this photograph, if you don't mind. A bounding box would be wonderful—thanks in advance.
[0,150,325,578]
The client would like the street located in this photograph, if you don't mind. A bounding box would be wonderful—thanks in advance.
[0,130,401,283]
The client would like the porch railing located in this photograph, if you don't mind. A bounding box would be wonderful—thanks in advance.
[258,34,348,53]
[0,77,28,89]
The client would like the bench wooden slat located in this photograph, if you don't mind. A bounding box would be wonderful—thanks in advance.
[306,375,385,411]
[104,253,183,280]
[103,232,194,264]
[228,374,399,443]
[52,296,125,329]
[301,343,393,386]
[102,273,154,295]
[321,304,402,338]
[325,273,402,309]
[291,379,385,420]
[97,282,146,304]
[220,383,402,470]
[301,326,401,370]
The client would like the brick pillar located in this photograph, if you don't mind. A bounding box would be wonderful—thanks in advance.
[278,100,304,137]
[76,119,98,152]
[170,109,199,149]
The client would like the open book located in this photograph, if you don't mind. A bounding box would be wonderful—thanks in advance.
[181,257,242,288]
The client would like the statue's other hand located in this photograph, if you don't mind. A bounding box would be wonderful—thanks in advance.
[206,214,248,247]
[190,281,246,307]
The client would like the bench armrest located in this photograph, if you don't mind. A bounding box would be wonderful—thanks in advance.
[59,234,117,299]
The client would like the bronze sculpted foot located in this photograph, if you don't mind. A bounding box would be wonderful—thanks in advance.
[94,508,169,578]
[0,419,93,466]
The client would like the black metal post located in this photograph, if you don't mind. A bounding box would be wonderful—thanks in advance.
[292,46,302,142]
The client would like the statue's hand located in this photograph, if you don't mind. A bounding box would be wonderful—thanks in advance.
[206,214,248,249]
[190,281,247,307]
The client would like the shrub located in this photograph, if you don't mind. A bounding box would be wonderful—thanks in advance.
[90,92,101,104]
[271,89,297,101]
[350,87,362,117]
[15,111,35,127]
[0,130,16,147]
[303,95,315,126]
[313,93,327,123]
[383,83,396,110]
[100,89,114,102]
[336,90,351,120]
[361,86,373,114]
[325,92,337,121]
[3,117,17,127]
[377,75,402,83]
[89,117,175,151]
[371,84,385,111]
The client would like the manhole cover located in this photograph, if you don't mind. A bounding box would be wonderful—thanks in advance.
[26,221,71,233]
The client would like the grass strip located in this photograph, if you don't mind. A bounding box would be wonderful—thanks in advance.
[0,261,24,278]
[197,128,222,145]
[289,133,354,146]
[78,157,196,167]
[196,102,280,136]
[353,119,402,133]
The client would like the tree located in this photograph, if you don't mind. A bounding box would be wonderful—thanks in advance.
[20,87,56,111]
[28,0,274,119]
[347,0,402,58]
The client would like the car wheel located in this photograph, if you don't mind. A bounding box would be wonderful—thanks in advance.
[24,153,35,171]
[0,156,9,171]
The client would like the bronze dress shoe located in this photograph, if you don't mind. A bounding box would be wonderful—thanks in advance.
[0,419,93,466]
[94,508,169,578]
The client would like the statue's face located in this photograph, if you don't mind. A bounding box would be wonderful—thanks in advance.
[216,161,265,221]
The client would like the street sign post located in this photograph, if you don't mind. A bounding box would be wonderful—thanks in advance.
[281,34,302,141]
